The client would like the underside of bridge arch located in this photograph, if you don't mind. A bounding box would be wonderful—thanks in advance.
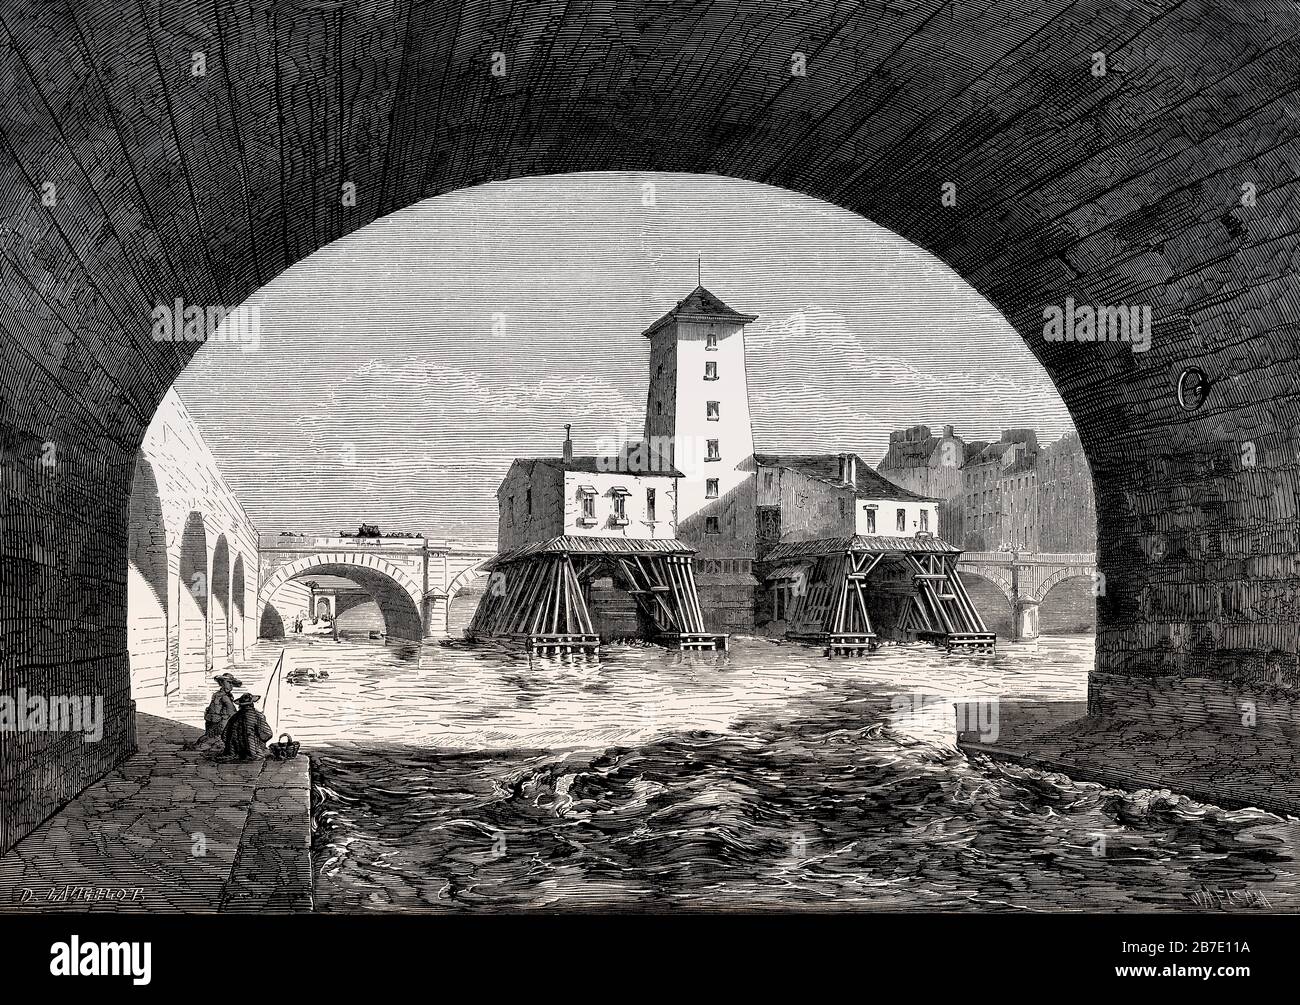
[5,0,1300,849]
[126,454,168,698]
[438,563,491,637]
[259,565,423,642]
[957,573,1015,637]
[1039,575,1099,635]
[210,536,231,670]
[231,555,247,660]
[177,512,210,682]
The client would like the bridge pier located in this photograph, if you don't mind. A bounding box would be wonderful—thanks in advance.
[423,595,448,639]
[1013,599,1040,642]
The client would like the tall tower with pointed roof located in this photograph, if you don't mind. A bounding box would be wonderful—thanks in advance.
[642,285,759,631]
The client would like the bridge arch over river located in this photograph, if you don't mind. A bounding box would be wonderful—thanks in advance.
[256,537,495,642]
[957,553,1097,640]
[4,0,1298,854]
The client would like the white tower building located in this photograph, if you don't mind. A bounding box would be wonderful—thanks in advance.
[642,285,759,631]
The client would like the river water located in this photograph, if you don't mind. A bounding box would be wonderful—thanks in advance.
[159,634,1300,912]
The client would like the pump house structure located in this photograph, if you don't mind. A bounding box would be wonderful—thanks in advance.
[471,286,992,655]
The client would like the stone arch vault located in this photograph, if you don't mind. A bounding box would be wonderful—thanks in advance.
[4,0,1300,852]
[256,554,426,642]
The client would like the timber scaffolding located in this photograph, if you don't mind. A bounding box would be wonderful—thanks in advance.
[466,536,727,654]
[762,535,995,656]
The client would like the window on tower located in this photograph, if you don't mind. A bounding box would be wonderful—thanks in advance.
[704,361,718,381]
[706,400,719,421]
[705,516,720,534]
[705,478,719,498]
[920,509,929,532]
[646,488,656,522]
[864,508,876,534]
[705,332,717,350]
[656,401,663,416]
[896,508,906,532]
[705,439,720,461]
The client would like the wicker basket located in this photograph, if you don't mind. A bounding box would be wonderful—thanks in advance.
[268,733,301,760]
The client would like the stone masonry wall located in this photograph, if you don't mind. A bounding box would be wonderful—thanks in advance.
[128,390,260,701]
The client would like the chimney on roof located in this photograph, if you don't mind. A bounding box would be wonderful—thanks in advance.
[942,424,954,437]
[563,424,573,463]
[839,453,857,487]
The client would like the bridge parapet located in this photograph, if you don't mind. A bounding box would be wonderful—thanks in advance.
[961,551,1096,567]
[260,534,433,552]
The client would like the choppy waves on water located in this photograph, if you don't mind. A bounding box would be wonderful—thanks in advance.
[310,690,1298,913]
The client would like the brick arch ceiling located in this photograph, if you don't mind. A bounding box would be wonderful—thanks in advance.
[5,0,1300,699]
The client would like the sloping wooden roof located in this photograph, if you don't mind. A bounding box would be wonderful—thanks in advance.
[498,451,683,494]
[753,452,936,502]
[486,535,696,569]
[761,535,960,563]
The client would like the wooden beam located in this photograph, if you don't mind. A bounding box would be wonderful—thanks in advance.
[853,578,871,635]
[508,564,532,634]
[523,559,553,635]
[528,560,554,635]
[640,556,680,631]
[563,556,595,636]
[549,557,565,634]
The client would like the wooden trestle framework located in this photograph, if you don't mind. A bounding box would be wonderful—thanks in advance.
[767,537,994,656]
[467,539,726,654]
[895,552,996,655]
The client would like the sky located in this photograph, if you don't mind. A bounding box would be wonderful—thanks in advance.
[173,171,1074,544]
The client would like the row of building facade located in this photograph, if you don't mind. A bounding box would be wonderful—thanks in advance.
[876,425,1097,554]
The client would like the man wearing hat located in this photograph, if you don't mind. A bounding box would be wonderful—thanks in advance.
[188,672,243,750]
[219,693,274,761]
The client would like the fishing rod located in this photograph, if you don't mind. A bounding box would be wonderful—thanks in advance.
[263,648,286,734]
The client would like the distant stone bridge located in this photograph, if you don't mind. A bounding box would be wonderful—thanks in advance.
[257,535,496,641]
[957,552,1097,640]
